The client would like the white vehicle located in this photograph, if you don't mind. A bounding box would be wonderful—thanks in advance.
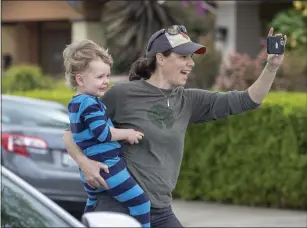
[1,165,141,227]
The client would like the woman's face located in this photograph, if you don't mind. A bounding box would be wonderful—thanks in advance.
[159,52,195,87]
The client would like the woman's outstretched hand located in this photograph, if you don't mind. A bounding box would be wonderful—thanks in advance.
[79,158,110,189]
[247,28,287,104]
[266,28,287,70]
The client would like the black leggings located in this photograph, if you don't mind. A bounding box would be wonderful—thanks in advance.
[93,191,183,228]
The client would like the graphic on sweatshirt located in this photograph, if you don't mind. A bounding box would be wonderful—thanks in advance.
[147,104,174,129]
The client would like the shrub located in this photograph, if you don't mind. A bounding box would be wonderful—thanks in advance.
[6,80,116,106]
[213,49,267,91]
[213,48,307,92]
[2,65,54,92]
[271,5,307,50]
[174,92,307,210]
[9,89,75,106]
[281,48,307,92]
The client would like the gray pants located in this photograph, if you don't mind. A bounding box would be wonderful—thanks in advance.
[94,192,183,227]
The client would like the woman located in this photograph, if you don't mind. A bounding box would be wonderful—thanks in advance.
[63,25,286,227]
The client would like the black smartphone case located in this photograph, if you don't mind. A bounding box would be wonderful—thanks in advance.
[267,36,285,54]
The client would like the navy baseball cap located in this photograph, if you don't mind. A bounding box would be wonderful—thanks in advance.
[145,27,207,57]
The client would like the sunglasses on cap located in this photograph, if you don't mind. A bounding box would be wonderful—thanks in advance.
[146,25,188,53]
[166,25,188,35]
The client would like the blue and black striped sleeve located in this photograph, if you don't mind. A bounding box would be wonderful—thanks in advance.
[79,97,112,142]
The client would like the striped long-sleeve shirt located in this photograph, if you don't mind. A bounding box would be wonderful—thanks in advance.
[68,94,121,166]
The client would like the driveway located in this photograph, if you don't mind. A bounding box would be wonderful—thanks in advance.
[172,200,307,227]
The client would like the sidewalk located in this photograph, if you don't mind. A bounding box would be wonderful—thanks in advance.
[172,200,307,227]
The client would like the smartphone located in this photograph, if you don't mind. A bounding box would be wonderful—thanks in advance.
[267,35,285,55]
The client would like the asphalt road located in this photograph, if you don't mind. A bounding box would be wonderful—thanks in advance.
[172,200,307,227]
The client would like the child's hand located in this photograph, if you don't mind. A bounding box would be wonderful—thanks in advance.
[125,129,144,144]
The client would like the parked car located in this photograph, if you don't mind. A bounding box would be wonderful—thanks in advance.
[1,94,86,213]
[1,164,141,227]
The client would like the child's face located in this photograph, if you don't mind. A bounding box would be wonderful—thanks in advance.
[76,58,110,97]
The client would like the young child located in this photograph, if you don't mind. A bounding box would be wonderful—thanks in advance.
[63,40,150,227]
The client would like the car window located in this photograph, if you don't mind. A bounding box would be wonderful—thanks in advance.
[1,176,71,227]
[2,100,70,129]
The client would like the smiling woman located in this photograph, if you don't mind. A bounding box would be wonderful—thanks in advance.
[63,25,287,228]
[129,25,205,90]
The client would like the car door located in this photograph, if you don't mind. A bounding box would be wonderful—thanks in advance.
[1,174,83,228]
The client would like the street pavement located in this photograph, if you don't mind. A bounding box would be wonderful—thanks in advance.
[172,200,307,227]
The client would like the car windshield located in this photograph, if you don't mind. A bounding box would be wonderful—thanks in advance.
[2,99,70,129]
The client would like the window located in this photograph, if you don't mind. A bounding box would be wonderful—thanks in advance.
[1,176,71,227]
[2,100,70,129]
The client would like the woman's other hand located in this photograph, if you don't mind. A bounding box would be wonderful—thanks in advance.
[79,158,110,189]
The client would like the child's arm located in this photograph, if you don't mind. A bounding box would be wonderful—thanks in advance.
[79,97,119,142]
[109,128,137,142]
[80,97,143,143]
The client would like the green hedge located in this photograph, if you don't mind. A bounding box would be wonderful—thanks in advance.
[2,65,54,92]
[7,80,113,106]
[7,89,307,209]
[174,92,307,210]
[9,88,75,106]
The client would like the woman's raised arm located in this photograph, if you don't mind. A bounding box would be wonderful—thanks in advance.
[248,28,286,104]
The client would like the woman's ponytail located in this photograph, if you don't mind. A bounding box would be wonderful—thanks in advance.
[128,50,172,81]
[128,57,156,81]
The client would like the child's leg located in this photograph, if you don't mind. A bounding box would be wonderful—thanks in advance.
[80,171,106,213]
[101,160,151,227]
[83,183,105,213]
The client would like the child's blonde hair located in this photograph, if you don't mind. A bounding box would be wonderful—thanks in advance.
[63,39,113,89]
